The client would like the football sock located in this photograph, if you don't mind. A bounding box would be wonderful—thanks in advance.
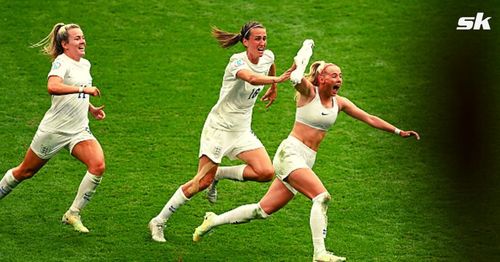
[214,165,245,181]
[213,203,268,226]
[155,186,190,223]
[310,192,331,255]
[69,171,102,213]
[0,169,19,199]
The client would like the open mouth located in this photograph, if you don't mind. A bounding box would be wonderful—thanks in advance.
[331,85,341,95]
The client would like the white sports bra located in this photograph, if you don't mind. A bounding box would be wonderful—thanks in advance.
[295,86,339,131]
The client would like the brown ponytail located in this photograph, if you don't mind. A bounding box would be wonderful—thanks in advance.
[211,21,264,49]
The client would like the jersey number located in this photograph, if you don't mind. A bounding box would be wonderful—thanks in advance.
[248,88,261,99]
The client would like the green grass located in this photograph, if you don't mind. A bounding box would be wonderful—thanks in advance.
[1,0,499,261]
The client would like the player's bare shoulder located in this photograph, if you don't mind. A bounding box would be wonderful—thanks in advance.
[335,95,348,111]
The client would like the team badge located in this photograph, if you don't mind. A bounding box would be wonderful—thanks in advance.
[52,61,61,70]
[232,59,245,68]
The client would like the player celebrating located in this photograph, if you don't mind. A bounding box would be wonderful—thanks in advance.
[148,21,294,242]
[192,40,420,261]
[0,23,106,233]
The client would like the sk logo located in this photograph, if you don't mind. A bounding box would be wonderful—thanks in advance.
[457,12,491,30]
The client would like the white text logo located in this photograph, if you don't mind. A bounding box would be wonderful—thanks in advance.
[457,12,491,30]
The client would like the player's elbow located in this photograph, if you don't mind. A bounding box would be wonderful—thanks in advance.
[246,76,260,85]
[47,83,58,95]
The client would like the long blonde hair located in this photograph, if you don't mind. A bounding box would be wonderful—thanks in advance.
[31,23,81,60]
[211,21,264,48]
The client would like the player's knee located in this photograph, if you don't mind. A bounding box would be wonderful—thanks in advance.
[256,166,274,182]
[88,160,105,176]
[313,191,331,206]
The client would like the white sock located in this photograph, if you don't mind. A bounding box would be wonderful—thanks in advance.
[310,192,330,255]
[214,165,245,181]
[155,186,190,223]
[0,169,20,199]
[69,171,102,213]
[213,203,268,226]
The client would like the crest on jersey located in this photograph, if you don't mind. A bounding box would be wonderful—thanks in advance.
[232,59,246,68]
[52,61,61,70]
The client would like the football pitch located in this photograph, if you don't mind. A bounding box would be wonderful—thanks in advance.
[0,0,499,261]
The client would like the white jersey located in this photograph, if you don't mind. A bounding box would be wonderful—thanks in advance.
[38,53,92,134]
[205,50,275,131]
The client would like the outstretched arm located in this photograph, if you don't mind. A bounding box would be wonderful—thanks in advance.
[340,96,420,140]
[236,66,292,86]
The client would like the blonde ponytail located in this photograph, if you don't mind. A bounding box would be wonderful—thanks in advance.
[31,23,80,60]
[305,61,326,86]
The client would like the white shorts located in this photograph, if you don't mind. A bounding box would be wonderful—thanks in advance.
[199,124,264,164]
[30,127,97,160]
[273,135,317,194]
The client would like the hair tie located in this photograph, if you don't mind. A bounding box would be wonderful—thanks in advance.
[321,64,334,74]
[242,24,260,39]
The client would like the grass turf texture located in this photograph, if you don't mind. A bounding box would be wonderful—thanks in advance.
[1,0,499,261]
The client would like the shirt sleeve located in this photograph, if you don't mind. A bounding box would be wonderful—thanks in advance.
[47,57,68,79]
[264,50,275,64]
[228,56,250,78]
